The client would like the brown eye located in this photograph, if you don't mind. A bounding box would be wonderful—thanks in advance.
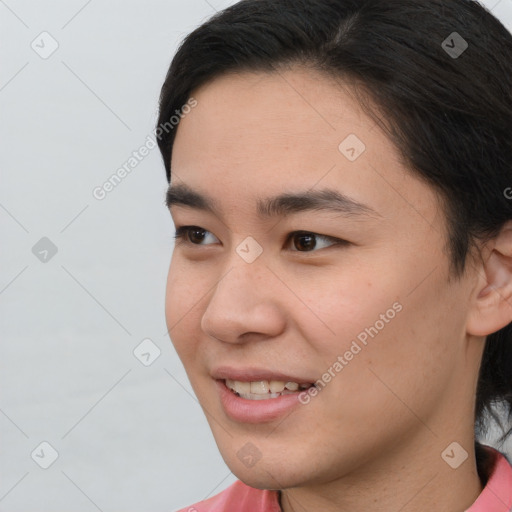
[173,226,219,246]
[188,228,207,244]
[293,232,317,251]
[288,231,345,252]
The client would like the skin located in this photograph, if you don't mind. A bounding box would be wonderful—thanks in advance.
[165,66,512,511]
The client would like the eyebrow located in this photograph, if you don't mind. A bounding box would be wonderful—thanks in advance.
[166,183,381,219]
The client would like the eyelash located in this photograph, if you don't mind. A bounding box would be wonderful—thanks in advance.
[173,226,348,253]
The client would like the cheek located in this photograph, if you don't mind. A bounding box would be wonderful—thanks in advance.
[321,283,462,432]
[296,258,458,408]
[287,266,397,355]
[165,258,206,359]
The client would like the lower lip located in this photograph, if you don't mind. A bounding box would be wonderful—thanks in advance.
[216,380,305,423]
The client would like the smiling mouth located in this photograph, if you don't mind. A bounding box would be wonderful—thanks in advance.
[225,379,316,400]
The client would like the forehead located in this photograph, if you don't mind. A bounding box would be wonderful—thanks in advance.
[170,67,440,229]
[172,67,373,166]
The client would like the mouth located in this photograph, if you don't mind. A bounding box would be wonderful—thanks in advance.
[224,379,316,400]
[212,367,319,422]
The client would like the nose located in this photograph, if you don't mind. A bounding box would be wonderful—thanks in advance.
[200,259,286,344]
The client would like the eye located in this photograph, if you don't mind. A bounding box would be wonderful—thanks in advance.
[286,231,347,252]
[173,226,348,252]
[173,226,219,246]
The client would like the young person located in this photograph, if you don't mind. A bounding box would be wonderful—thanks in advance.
[157,1,512,510]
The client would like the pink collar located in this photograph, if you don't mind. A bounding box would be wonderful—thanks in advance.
[467,447,512,511]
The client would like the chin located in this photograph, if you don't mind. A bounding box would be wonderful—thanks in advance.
[232,463,302,490]
[219,448,317,490]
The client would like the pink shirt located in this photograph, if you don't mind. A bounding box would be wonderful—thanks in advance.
[177,447,512,512]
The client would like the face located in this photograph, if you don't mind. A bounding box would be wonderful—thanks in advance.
[165,67,482,490]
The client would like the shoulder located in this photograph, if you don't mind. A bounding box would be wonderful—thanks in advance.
[175,479,281,512]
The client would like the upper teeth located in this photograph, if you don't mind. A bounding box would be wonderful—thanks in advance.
[226,379,307,395]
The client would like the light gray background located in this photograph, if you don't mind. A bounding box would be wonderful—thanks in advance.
[1,1,511,511]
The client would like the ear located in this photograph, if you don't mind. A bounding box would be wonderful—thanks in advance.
[466,220,512,337]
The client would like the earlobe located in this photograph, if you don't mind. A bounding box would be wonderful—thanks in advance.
[466,221,512,337]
